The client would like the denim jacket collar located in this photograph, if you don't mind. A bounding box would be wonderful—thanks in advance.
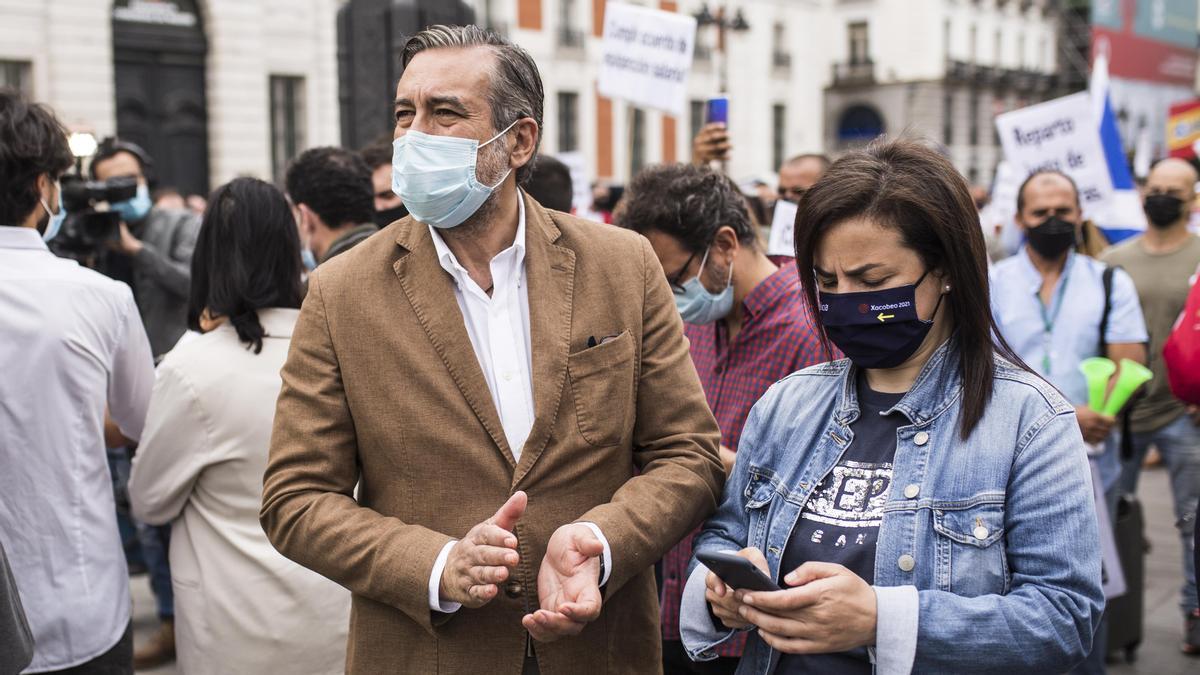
[834,336,962,428]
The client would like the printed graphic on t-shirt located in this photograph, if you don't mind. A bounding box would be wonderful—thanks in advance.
[799,460,892,548]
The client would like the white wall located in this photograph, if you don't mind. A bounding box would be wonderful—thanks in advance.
[0,0,117,138]
[0,0,341,188]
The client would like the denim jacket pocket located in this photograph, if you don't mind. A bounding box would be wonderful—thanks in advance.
[932,500,1009,596]
[743,467,779,548]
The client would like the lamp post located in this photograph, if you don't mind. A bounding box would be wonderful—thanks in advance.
[692,2,751,94]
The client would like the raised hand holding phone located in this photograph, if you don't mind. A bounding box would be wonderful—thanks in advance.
[701,547,772,630]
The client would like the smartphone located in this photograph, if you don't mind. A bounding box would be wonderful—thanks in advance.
[704,96,729,126]
[696,550,781,592]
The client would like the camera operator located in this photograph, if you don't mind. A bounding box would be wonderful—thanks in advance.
[91,138,201,358]
[0,90,155,674]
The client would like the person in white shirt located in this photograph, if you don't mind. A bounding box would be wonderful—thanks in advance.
[0,91,155,673]
[129,177,350,674]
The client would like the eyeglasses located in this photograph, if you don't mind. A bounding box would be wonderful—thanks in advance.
[668,250,699,294]
[778,186,807,202]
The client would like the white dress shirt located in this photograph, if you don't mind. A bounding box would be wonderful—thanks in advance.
[424,195,611,612]
[0,226,155,671]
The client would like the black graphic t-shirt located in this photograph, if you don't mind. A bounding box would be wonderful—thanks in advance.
[775,375,907,675]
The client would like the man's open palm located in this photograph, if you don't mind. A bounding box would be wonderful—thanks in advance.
[522,524,604,642]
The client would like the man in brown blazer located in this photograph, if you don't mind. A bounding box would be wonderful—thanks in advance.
[260,25,725,674]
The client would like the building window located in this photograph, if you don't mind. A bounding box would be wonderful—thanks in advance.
[558,0,584,47]
[689,99,705,147]
[270,75,306,183]
[772,104,786,171]
[848,22,869,64]
[942,90,953,146]
[968,91,980,146]
[0,60,33,98]
[772,22,791,69]
[630,108,646,176]
[557,92,579,152]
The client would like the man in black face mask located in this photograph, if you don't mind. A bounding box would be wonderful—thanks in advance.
[1102,158,1200,655]
[360,137,409,228]
[990,169,1150,673]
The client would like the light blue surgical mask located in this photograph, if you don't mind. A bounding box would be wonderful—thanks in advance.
[391,121,517,229]
[41,181,66,243]
[112,182,152,223]
[674,247,734,325]
[301,247,318,272]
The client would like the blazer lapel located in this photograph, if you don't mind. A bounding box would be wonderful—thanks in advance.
[513,196,576,487]
[391,219,516,467]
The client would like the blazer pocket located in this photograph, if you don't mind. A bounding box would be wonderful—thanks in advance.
[568,331,635,447]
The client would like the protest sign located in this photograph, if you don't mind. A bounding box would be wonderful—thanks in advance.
[767,199,798,258]
[555,151,592,215]
[597,2,696,118]
[995,92,1115,220]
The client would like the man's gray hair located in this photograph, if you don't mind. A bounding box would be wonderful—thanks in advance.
[402,25,544,185]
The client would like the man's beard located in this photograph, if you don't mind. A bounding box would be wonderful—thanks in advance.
[444,135,512,240]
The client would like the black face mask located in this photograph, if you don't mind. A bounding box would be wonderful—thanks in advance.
[1026,216,1077,259]
[373,204,409,228]
[1143,194,1185,228]
[819,270,944,370]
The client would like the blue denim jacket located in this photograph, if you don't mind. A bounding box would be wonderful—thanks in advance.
[680,339,1103,674]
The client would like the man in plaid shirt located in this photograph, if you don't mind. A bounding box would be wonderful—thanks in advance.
[615,164,825,673]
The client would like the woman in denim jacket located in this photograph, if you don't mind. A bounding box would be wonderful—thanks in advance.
[680,140,1104,674]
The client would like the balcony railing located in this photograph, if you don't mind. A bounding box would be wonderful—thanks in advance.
[831,60,875,87]
[558,27,585,49]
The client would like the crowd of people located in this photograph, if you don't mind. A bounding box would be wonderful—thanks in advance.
[2,22,1200,675]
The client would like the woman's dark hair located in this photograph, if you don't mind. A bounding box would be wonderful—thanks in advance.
[794,138,1028,440]
[188,177,305,354]
[0,89,73,226]
[613,163,756,253]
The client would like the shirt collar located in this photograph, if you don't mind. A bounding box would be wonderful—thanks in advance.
[742,264,798,319]
[429,191,527,280]
[1016,246,1075,294]
[0,226,49,251]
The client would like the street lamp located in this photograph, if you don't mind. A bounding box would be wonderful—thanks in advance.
[692,3,751,93]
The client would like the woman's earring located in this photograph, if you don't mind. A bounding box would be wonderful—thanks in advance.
[944,285,952,293]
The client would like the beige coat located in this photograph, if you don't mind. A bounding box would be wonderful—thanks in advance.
[130,308,350,674]
[260,195,725,674]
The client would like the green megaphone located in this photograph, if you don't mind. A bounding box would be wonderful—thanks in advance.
[1101,359,1153,416]
[1079,357,1117,412]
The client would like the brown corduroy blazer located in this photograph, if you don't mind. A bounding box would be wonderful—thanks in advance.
[260,193,725,674]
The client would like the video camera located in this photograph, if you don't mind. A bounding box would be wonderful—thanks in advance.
[51,175,138,255]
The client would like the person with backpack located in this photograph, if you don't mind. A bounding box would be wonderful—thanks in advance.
[990,169,1149,674]
[1102,157,1200,655]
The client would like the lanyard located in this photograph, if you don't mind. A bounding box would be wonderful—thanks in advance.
[1036,257,1072,374]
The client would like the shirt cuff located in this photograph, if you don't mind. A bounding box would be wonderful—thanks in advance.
[428,540,462,613]
[873,585,919,675]
[578,522,612,586]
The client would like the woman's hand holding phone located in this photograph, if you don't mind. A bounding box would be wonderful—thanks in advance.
[704,547,769,630]
[737,562,878,654]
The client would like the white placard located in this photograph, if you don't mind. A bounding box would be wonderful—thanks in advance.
[767,199,798,258]
[995,92,1115,221]
[1091,461,1127,600]
[597,2,697,118]
[555,151,592,215]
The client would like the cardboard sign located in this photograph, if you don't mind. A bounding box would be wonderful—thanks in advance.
[767,199,798,258]
[995,92,1115,220]
[555,151,592,215]
[597,2,697,117]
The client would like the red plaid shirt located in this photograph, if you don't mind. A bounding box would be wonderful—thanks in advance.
[660,264,826,654]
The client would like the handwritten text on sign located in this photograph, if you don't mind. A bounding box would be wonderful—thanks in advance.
[597,3,697,118]
[995,92,1114,216]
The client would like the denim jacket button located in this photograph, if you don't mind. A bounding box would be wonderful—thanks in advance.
[913,431,930,446]
[974,526,989,540]
[903,484,920,499]
[897,554,915,572]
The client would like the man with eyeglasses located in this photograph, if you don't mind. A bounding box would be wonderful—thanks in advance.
[615,163,825,675]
